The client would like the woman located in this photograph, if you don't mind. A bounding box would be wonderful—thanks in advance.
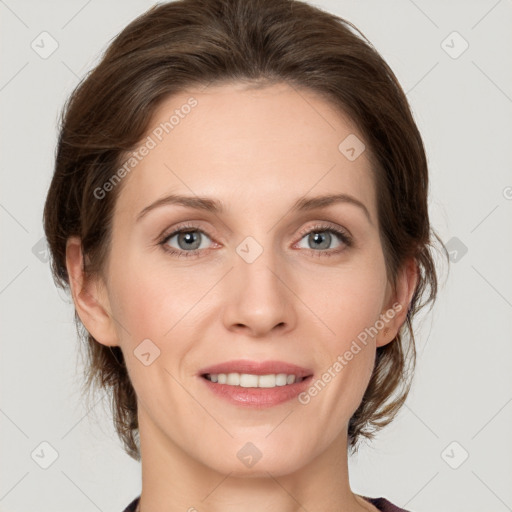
[43,0,446,511]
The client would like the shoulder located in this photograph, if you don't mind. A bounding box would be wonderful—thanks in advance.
[122,496,140,512]
[362,496,413,512]
[122,495,410,512]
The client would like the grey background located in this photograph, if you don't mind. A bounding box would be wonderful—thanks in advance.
[1,1,511,511]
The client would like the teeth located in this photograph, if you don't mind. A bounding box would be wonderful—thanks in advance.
[205,373,303,388]
[227,373,240,385]
[240,373,258,387]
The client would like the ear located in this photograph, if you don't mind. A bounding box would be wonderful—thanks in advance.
[375,257,419,348]
[65,236,119,347]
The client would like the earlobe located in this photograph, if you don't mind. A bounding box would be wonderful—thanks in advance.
[376,258,419,348]
[65,236,119,347]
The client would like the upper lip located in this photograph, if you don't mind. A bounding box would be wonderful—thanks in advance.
[199,359,313,378]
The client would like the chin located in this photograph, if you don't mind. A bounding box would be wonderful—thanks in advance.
[197,434,314,478]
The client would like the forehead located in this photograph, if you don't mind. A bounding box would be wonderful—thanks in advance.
[114,82,376,223]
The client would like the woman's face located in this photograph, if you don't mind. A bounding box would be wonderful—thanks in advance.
[80,82,410,476]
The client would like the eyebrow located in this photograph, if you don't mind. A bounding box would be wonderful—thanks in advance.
[136,192,372,224]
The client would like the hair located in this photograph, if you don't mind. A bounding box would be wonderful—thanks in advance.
[43,0,448,461]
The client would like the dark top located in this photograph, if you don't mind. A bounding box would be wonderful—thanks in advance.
[122,495,411,511]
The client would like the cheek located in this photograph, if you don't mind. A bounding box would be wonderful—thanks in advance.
[301,256,388,347]
[107,253,205,343]
[296,254,387,405]
[107,261,203,410]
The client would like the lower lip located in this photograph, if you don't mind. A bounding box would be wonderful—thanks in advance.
[200,375,313,407]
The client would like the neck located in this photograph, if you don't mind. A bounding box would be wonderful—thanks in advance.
[135,409,374,512]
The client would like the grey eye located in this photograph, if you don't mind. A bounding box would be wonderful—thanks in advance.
[296,230,343,251]
[166,230,212,251]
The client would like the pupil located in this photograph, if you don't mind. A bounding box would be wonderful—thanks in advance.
[180,231,200,249]
[311,231,330,249]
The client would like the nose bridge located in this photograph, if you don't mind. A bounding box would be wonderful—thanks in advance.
[238,241,278,289]
[222,233,295,334]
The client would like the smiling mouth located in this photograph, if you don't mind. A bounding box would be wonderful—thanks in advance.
[202,372,312,388]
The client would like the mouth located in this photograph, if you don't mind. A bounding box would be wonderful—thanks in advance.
[202,372,310,388]
[198,360,314,407]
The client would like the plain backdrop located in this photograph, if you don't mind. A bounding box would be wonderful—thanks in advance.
[1,1,511,511]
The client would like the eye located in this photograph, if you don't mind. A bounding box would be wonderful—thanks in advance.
[159,224,214,258]
[158,222,352,259]
[295,224,352,255]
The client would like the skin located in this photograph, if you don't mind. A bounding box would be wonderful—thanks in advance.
[66,82,418,512]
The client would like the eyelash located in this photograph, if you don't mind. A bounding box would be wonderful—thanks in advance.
[157,222,353,259]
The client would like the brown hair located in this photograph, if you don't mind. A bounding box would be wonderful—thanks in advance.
[43,0,447,460]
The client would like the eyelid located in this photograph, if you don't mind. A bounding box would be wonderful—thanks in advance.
[295,220,352,243]
[157,220,216,242]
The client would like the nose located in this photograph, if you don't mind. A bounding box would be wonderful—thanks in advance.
[221,244,297,338]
